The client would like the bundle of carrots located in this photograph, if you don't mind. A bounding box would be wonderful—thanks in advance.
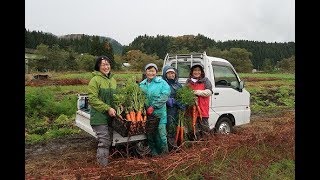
[175,100,201,146]
[125,106,147,122]
[118,77,148,135]
[113,76,148,135]
[191,98,202,140]
[175,110,185,146]
[175,86,198,146]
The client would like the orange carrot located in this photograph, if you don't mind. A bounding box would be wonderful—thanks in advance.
[136,111,142,121]
[126,113,132,121]
[180,126,184,144]
[175,126,180,145]
[192,105,197,138]
[143,114,147,122]
[195,100,202,121]
[130,111,136,121]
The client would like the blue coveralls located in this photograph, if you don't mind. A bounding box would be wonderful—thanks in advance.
[162,65,184,148]
[139,76,171,155]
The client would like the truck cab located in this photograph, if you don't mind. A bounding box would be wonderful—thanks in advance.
[162,52,251,133]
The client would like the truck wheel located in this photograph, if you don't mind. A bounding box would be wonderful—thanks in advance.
[134,140,151,157]
[215,117,233,134]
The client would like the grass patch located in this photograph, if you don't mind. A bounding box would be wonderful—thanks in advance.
[162,141,294,179]
[256,159,295,180]
[239,73,295,80]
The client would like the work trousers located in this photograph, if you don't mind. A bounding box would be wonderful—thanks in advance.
[91,124,113,166]
[147,123,169,156]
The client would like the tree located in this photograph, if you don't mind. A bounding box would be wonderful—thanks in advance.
[76,53,96,71]
[33,44,51,72]
[65,47,79,70]
[49,44,69,71]
[262,58,274,72]
[279,55,295,73]
[122,50,162,71]
[208,47,253,73]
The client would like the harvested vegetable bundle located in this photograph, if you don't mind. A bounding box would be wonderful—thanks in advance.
[176,86,196,106]
[119,76,148,135]
[175,86,197,145]
[122,76,147,121]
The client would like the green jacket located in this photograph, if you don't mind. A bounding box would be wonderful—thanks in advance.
[88,71,117,125]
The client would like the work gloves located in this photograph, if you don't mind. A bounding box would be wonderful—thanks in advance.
[166,98,176,107]
[193,89,212,97]
[146,106,154,115]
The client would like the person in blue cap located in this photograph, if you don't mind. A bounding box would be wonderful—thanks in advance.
[139,63,171,156]
[162,65,185,150]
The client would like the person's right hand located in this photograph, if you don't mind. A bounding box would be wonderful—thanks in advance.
[108,108,116,117]
[146,106,154,115]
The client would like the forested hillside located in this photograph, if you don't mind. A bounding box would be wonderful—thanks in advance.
[25,30,294,72]
[125,34,294,69]
[25,29,123,55]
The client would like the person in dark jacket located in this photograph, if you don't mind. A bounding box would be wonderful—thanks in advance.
[88,56,117,166]
[185,63,213,140]
[162,65,184,150]
[139,63,171,156]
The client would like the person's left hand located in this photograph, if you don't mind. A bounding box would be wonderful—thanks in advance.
[194,89,212,96]
[146,106,154,115]
[166,98,176,107]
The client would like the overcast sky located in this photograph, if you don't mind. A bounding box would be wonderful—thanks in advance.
[25,0,295,46]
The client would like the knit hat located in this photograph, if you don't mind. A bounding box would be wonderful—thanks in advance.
[190,63,204,70]
[144,63,158,71]
[165,68,176,74]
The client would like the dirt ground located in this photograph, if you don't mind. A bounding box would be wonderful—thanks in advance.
[25,110,294,179]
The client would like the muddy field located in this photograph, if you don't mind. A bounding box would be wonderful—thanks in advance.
[25,110,294,179]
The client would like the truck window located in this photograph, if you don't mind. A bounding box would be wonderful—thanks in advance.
[213,65,240,89]
[177,63,191,78]
[173,61,203,78]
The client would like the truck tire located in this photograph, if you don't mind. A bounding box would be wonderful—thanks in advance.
[134,140,151,157]
[215,117,233,134]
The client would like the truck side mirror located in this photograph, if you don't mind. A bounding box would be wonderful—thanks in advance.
[239,81,244,92]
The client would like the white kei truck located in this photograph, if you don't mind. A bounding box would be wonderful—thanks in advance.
[75,52,251,155]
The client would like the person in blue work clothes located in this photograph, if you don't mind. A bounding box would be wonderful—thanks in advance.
[139,63,171,156]
[162,65,185,150]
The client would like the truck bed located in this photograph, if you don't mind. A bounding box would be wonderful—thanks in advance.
[75,109,146,146]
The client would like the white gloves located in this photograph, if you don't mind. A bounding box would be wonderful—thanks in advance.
[194,89,212,97]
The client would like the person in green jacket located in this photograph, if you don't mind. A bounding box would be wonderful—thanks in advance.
[88,56,117,166]
[139,63,171,156]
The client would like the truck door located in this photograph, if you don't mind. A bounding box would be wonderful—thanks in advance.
[211,64,247,117]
